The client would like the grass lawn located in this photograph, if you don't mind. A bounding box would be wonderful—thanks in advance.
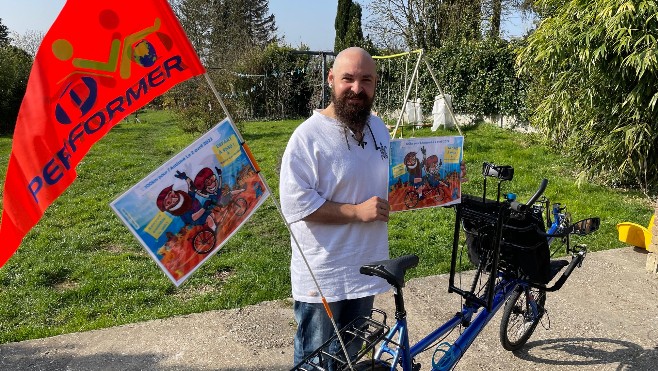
[0,110,652,344]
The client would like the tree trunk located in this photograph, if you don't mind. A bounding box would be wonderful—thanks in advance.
[489,0,502,38]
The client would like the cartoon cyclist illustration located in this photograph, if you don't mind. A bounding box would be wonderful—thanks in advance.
[164,167,221,231]
[405,146,432,198]
[193,166,246,207]
[173,166,247,231]
[404,150,424,187]
[417,154,448,197]
[155,183,211,227]
[424,154,444,188]
[192,166,223,202]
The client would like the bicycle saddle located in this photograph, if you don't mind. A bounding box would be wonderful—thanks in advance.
[360,254,419,288]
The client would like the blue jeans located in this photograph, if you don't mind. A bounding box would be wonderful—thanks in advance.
[293,296,375,369]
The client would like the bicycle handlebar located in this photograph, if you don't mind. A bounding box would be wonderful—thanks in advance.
[507,179,547,213]
[531,245,587,292]
[526,179,548,207]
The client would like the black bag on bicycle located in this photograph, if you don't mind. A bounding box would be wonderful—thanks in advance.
[462,194,551,284]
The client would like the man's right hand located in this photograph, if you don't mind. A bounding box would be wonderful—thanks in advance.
[355,196,389,222]
[303,196,389,224]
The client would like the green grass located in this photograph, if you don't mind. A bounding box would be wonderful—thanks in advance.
[0,111,652,344]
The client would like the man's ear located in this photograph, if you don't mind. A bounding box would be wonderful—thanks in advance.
[327,69,334,87]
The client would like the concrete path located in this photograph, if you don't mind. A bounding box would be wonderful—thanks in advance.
[1,247,657,370]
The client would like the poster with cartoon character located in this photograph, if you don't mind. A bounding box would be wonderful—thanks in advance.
[388,136,463,212]
[111,118,269,286]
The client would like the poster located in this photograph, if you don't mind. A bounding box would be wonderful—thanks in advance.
[388,136,463,212]
[111,118,269,286]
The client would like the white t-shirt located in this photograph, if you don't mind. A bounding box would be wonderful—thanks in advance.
[280,111,391,303]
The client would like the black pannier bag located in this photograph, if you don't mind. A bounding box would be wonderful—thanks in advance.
[461,194,551,284]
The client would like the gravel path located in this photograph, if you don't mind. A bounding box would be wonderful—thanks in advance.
[0,247,656,370]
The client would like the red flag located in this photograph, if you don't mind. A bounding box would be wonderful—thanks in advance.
[0,0,205,267]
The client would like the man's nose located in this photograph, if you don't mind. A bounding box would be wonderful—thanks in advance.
[351,81,363,94]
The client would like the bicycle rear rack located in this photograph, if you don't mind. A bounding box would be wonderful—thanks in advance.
[291,310,389,371]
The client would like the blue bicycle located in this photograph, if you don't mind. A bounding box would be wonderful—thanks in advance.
[292,162,600,371]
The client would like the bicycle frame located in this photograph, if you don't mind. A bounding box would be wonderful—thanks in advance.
[373,206,567,371]
[375,276,525,371]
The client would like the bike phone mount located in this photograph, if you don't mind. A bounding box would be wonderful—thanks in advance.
[482,162,514,203]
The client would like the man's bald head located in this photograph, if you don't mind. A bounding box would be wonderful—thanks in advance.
[332,47,377,80]
[327,47,378,131]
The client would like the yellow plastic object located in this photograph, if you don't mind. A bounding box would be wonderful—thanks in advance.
[616,215,655,250]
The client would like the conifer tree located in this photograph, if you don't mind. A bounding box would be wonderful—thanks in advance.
[334,0,365,52]
[0,18,10,45]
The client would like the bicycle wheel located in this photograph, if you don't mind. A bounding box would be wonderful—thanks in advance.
[192,229,215,254]
[499,286,546,351]
[233,197,248,216]
[434,185,447,202]
[403,190,419,208]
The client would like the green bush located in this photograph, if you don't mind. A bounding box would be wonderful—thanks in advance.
[374,40,527,120]
[426,39,527,118]
[166,44,322,133]
[0,45,32,133]
[518,0,658,191]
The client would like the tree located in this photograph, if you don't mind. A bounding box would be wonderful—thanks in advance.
[366,1,538,47]
[335,1,376,54]
[335,0,351,50]
[0,18,9,45]
[0,18,33,133]
[171,0,276,64]
[482,0,533,39]
[518,0,658,191]
[10,30,44,57]
[208,0,277,64]
[335,0,367,52]
[168,0,278,130]
[366,0,482,50]
[486,0,503,38]
[246,0,277,47]
[0,45,32,133]
[171,0,214,61]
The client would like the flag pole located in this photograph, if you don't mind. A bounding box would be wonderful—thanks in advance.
[202,73,356,370]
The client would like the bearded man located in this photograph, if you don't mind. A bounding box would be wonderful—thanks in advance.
[279,47,391,368]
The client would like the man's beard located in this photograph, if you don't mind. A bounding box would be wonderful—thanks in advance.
[331,89,374,132]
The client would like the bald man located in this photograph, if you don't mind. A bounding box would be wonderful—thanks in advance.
[280,47,391,367]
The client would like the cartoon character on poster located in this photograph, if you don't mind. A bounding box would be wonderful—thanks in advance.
[388,136,463,212]
[111,118,269,286]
